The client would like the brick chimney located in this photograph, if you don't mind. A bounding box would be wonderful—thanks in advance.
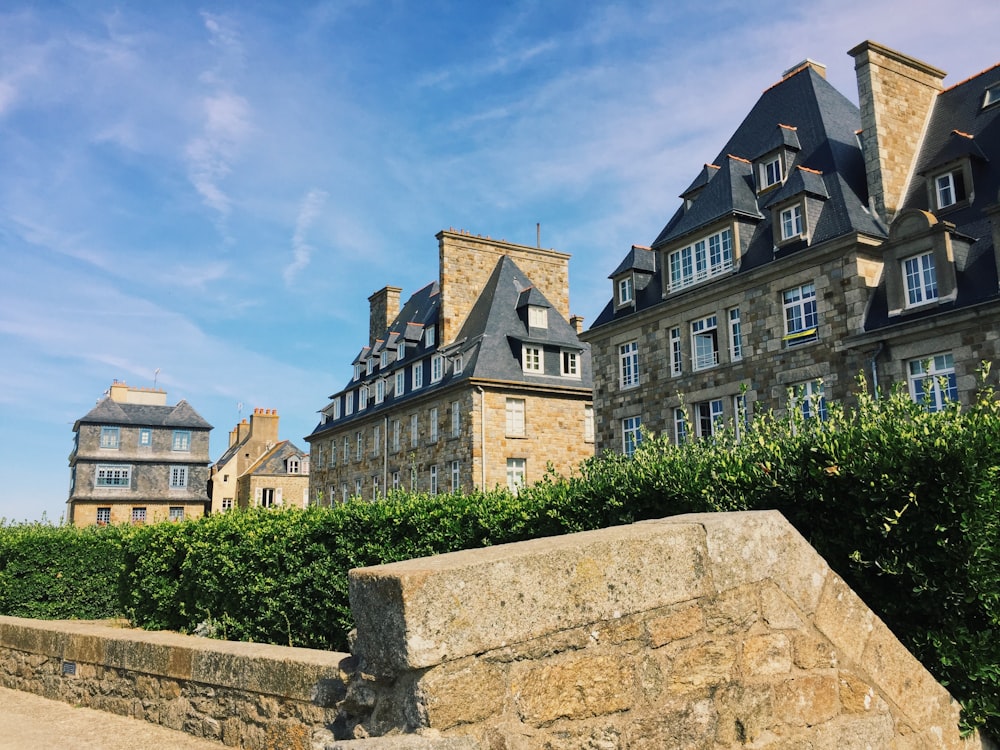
[368,286,402,346]
[849,41,946,223]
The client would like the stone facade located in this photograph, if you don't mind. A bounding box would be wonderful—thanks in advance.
[68,381,213,525]
[307,231,593,502]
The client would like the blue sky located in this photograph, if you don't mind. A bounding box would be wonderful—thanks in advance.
[1,1,997,523]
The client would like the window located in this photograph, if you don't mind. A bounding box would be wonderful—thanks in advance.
[528,305,548,328]
[695,400,725,438]
[332,399,341,420]
[453,354,464,375]
[584,404,595,443]
[170,466,188,489]
[733,393,749,439]
[670,327,682,376]
[169,507,184,522]
[375,379,385,404]
[429,464,438,496]
[222,498,234,511]
[561,350,579,377]
[984,83,1000,109]
[761,156,783,188]
[96,464,131,487]
[100,426,120,449]
[780,204,804,240]
[392,471,400,490]
[691,315,719,370]
[172,430,191,451]
[729,308,743,361]
[354,479,362,498]
[619,341,639,388]
[522,345,542,373]
[359,386,369,411]
[366,358,375,376]
[413,361,424,390]
[353,363,362,380]
[373,425,381,457]
[356,431,363,460]
[622,416,642,457]
[451,460,460,492]
[380,350,389,368]
[506,458,526,494]
[395,370,405,397]
[392,419,401,452]
[96,507,111,525]
[903,252,938,307]
[342,483,349,503]
[908,353,958,412]
[343,435,350,461]
[261,488,276,507]
[315,445,324,469]
[668,228,733,292]
[791,381,828,421]
[372,475,381,500]
[345,391,354,415]
[618,276,634,305]
[410,466,417,491]
[782,283,818,346]
[935,170,966,209]
[429,407,438,443]
[138,428,152,447]
[397,343,405,360]
[674,408,688,445]
[425,325,436,347]
[451,402,460,438]
[506,398,525,437]
[330,441,338,467]
[131,507,146,524]
[431,354,444,383]
[410,414,419,447]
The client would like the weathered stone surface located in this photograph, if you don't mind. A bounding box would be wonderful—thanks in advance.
[512,652,635,724]
[350,520,710,673]
[322,738,478,749]
[417,660,506,730]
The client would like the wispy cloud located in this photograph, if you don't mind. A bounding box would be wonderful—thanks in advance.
[285,188,329,284]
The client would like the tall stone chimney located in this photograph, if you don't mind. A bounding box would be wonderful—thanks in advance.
[437,230,571,344]
[368,286,402,346]
[849,41,946,223]
[249,408,280,447]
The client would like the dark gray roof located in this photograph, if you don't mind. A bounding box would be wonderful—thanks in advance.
[593,65,885,329]
[866,62,1000,331]
[246,440,307,475]
[76,397,212,430]
[609,245,656,278]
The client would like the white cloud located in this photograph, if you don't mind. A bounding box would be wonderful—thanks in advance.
[285,189,329,284]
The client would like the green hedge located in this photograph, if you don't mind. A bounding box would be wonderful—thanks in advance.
[2,374,999,735]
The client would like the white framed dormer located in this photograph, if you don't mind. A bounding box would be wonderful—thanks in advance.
[527,305,548,329]
[366,358,375,376]
[424,325,436,347]
[758,153,784,191]
[522,344,542,374]
[984,82,1000,110]
[664,223,735,294]
[882,210,961,317]
[928,159,973,213]
[617,275,634,307]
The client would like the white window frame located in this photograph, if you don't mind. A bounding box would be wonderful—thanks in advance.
[372,475,381,500]
[429,407,438,443]
[622,416,642,457]
[395,369,405,397]
[453,354,464,375]
[667,228,733,292]
[353,363,362,380]
[935,170,964,209]
[410,413,419,448]
[528,305,548,328]
[674,407,688,445]
[96,507,111,525]
[380,349,389,368]
[343,435,350,461]
[561,350,579,377]
[355,478,362,498]
[903,252,938,307]
[358,386,368,411]
[392,419,401,452]
[506,458,526,494]
[760,155,782,188]
[392,471,400,490]
[791,381,828,421]
[729,308,743,361]
[695,400,725,438]
[366,358,375,376]
[451,401,460,438]
[424,326,436,347]
[779,203,804,240]
[691,315,719,371]
[397,343,405,360]
[429,464,438,496]
[584,404,594,443]
[431,354,444,383]
[670,327,682,376]
[345,391,354,415]
[522,345,542,373]
[782,282,818,346]
[375,379,385,404]
[131,507,146,524]
[356,431,363,461]
[372,425,380,457]
[451,460,460,493]
[169,507,184,522]
[908,353,958,413]
[413,361,424,390]
[505,398,526,437]
[619,340,639,389]
[618,276,634,305]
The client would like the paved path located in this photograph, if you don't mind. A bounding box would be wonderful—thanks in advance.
[0,686,224,749]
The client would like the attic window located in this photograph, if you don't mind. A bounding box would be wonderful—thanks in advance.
[934,169,967,209]
[287,458,300,474]
[984,83,1000,109]
[353,363,362,380]
[380,350,389,368]
[618,276,634,305]
[527,305,548,328]
[760,156,783,189]
[425,326,436,347]
[366,358,375,376]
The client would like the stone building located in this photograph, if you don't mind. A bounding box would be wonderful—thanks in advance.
[306,230,594,502]
[208,408,308,512]
[67,380,212,525]
[581,41,1000,453]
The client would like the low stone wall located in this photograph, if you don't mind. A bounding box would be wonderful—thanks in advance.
[346,511,989,749]
[1,511,993,749]
[0,616,351,749]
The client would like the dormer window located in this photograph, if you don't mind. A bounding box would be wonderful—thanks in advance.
[366,358,375,376]
[332,399,341,420]
[453,354,464,375]
[618,276,634,305]
[779,203,804,241]
[287,458,300,474]
[375,379,385,404]
[983,82,1000,110]
[359,386,369,411]
[431,354,444,383]
[666,227,733,292]
[380,350,389,368]
[345,391,354,415]
[527,305,548,328]
[903,252,938,307]
[522,345,542,373]
[353,363,362,380]
[425,326,436,347]
[934,169,967,209]
[760,156,783,189]
[397,343,405,360]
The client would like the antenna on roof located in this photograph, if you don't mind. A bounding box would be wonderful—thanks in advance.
[238,401,244,420]
[153,368,160,389]
[536,222,541,248]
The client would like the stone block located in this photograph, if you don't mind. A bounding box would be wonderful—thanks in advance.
[418,660,507,730]
[813,573,876,666]
[774,673,841,727]
[513,652,636,724]
[741,633,792,677]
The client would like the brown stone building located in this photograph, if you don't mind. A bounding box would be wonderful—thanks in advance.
[208,408,308,512]
[306,230,594,501]
[67,380,212,525]
[581,42,1000,453]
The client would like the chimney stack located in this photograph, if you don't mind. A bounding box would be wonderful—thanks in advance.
[368,286,402,346]
[849,41,946,223]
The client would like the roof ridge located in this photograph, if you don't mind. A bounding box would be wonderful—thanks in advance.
[941,61,1000,93]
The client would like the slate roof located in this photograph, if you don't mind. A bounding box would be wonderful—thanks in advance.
[865,62,1000,330]
[244,440,308,475]
[609,245,656,278]
[592,65,885,330]
[308,256,591,439]
[75,397,212,430]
